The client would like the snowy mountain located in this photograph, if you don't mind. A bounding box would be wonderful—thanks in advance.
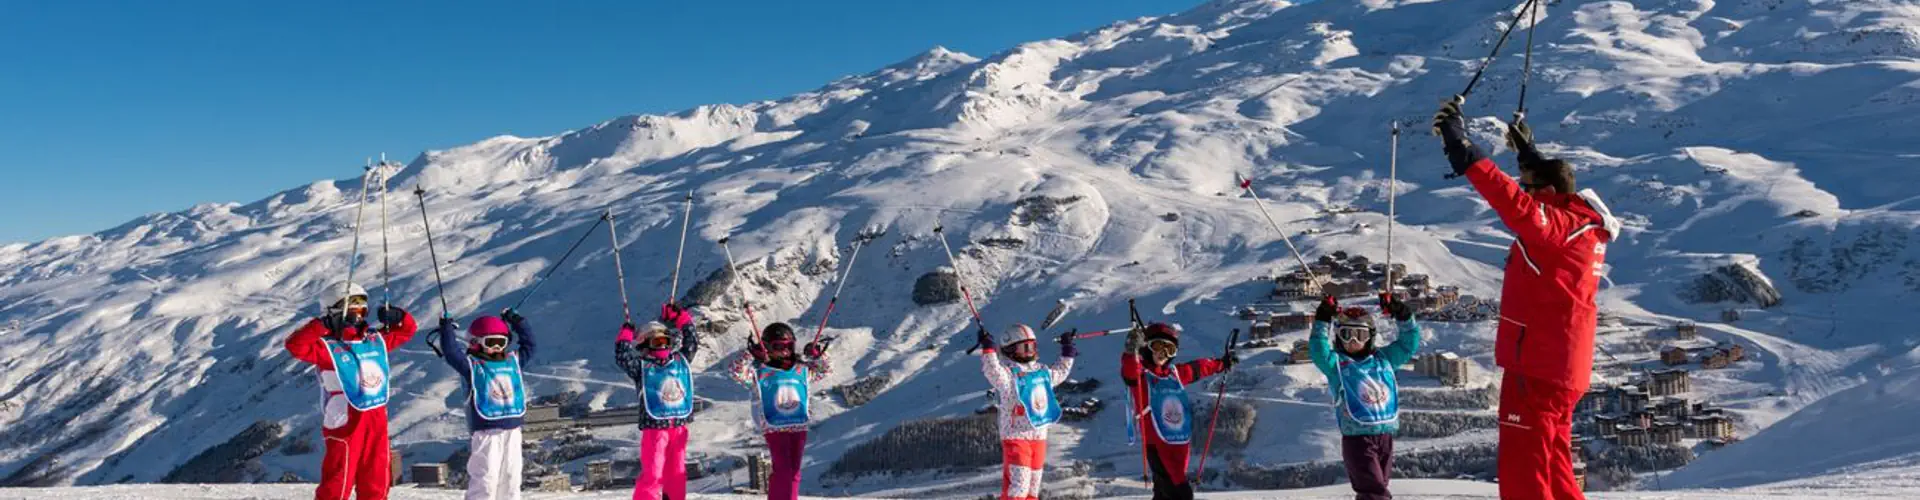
[4,0,1919,496]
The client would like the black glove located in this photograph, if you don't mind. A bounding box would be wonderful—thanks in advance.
[438,316,457,333]
[1507,119,1544,166]
[377,305,407,326]
[1221,352,1240,371]
[1381,293,1414,322]
[501,308,526,326]
[1314,295,1340,323]
[1432,97,1486,176]
[976,326,996,352]
[748,342,769,363]
[1058,330,1079,358]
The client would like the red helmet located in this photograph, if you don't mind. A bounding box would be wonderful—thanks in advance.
[1145,322,1180,345]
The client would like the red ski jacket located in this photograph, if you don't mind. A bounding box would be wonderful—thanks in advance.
[1120,352,1225,446]
[1464,157,1619,393]
[285,314,420,370]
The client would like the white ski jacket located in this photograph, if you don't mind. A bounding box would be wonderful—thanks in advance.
[981,350,1074,441]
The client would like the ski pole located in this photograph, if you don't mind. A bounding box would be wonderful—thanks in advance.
[1457,0,1542,100]
[1238,175,1321,284]
[811,235,872,344]
[1073,326,1140,339]
[376,157,394,314]
[339,166,374,326]
[717,236,762,343]
[510,214,609,311]
[1385,122,1399,296]
[1516,0,1543,119]
[933,225,989,354]
[1195,327,1242,482]
[1126,299,1152,486]
[413,186,453,358]
[604,210,633,324]
[667,190,694,306]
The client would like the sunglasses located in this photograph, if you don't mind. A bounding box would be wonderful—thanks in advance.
[1519,181,1549,191]
[334,296,369,310]
[1336,326,1373,343]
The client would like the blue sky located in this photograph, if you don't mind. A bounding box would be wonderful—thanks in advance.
[0,0,1203,244]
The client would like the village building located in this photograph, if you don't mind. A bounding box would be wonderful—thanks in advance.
[1661,346,1691,366]
[1648,369,1692,396]
[1676,321,1698,340]
[1691,414,1735,439]
[1652,397,1693,420]
[1651,422,1687,445]
[1270,312,1311,331]
[1291,340,1313,364]
[1615,385,1651,413]
[1616,425,1650,447]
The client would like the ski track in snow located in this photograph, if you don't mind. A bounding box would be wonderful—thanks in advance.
[3,0,1920,496]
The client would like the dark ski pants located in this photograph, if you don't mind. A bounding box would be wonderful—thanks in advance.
[1144,442,1194,500]
[1342,434,1394,500]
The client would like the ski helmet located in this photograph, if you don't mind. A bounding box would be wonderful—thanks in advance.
[1145,323,1181,345]
[322,281,370,312]
[1335,307,1376,345]
[1000,323,1037,347]
[641,321,676,350]
[469,316,511,352]
[763,323,797,350]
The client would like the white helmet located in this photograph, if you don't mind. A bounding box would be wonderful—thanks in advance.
[321,281,370,312]
[1001,323,1037,346]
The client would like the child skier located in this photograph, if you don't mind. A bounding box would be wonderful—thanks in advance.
[1120,322,1236,500]
[727,323,834,500]
[436,310,538,500]
[976,323,1076,500]
[615,303,700,500]
[1308,295,1423,500]
[284,281,419,500]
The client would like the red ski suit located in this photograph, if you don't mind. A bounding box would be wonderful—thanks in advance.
[1120,351,1225,494]
[1462,156,1618,500]
[285,313,418,500]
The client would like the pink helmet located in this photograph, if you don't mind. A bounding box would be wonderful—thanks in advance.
[469,316,510,339]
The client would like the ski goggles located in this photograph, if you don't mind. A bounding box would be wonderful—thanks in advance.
[479,336,510,351]
[333,296,370,311]
[1147,339,1178,359]
[766,339,796,354]
[644,334,676,350]
[1336,326,1373,343]
[1005,341,1037,356]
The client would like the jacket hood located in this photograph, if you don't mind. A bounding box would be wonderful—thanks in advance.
[1571,189,1621,242]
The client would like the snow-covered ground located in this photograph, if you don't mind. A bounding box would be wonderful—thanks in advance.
[3,0,1919,496]
[7,477,1920,499]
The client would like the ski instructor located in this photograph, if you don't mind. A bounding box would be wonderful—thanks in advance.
[1433,99,1619,500]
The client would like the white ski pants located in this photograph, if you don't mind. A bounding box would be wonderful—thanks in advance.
[467,427,524,500]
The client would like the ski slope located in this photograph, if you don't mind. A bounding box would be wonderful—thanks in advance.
[3,0,1919,495]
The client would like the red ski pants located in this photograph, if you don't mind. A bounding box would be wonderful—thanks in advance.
[1000,439,1046,500]
[1144,442,1193,500]
[315,408,391,500]
[1497,372,1585,500]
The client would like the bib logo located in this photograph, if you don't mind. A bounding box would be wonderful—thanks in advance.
[1027,386,1050,413]
[1159,399,1185,426]
[357,360,385,391]
[1359,378,1391,408]
[661,379,686,405]
[775,386,802,412]
[487,374,516,404]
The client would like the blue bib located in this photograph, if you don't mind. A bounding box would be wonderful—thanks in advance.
[641,356,695,420]
[468,354,527,420]
[1144,371,1193,445]
[1336,357,1399,426]
[1014,368,1061,429]
[757,364,811,429]
[322,335,390,411]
